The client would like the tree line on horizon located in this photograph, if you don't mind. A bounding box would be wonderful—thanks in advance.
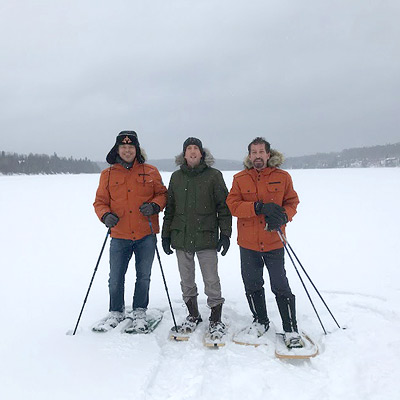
[1,142,399,175]
[0,151,100,175]
[283,142,400,169]
[147,142,400,171]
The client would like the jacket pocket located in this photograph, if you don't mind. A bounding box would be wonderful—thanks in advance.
[241,184,258,202]
[136,177,154,198]
[170,216,185,249]
[197,214,217,232]
[195,189,215,215]
[237,218,255,243]
[109,177,127,201]
[170,215,185,231]
[267,182,284,193]
[266,181,284,203]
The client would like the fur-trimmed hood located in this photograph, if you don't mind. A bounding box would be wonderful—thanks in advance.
[243,149,284,169]
[140,148,147,162]
[175,148,215,167]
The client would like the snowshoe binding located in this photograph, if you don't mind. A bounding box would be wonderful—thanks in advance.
[284,331,304,349]
[204,320,227,347]
[232,320,273,346]
[275,331,318,359]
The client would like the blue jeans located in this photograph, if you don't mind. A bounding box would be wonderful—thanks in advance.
[108,235,155,312]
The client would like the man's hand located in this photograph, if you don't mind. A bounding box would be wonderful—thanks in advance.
[139,202,161,216]
[254,202,285,217]
[102,212,119,228]
[162,237,173,255]
[217,234,230,256]
[265,212,288,231]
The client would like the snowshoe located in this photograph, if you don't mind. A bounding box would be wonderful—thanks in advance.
[92,311,125,332]
[169,314,202,341]
[124,308,163,334]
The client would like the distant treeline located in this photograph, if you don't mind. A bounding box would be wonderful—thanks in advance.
[283,142,400,169]
[144,143,400,171]
[0,151,100,175]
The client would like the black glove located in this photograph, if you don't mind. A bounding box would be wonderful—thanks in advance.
[139,202,161,216]
[162,237,173,255]
[254,201,285,217]
[265,212,288,232]
[217,234,230,256]
[102,212,119,228]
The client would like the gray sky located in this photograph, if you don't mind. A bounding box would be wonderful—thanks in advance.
[1,0,399,162]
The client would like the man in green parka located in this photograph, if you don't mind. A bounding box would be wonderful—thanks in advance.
[162,137,232,340]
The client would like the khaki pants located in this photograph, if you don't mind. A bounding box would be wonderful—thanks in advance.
[176,249,224,308]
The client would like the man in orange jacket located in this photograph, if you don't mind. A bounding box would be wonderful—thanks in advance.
[226,137,303,348]
[93,131,167,333]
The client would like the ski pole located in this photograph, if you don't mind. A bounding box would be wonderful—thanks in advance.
[278,228,341,330]
[277,230,327,334]
[72,228,111,335]
[147,217,178,333]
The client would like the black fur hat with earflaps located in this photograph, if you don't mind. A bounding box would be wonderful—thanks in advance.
[106,131,145,164]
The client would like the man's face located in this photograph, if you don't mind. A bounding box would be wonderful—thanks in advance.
[118,144,136,163]
[249,143,270,171]
[184,145,202,168]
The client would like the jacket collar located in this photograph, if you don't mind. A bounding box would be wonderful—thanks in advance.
[175,148,215,167]
[247,166,274,179]
[111,159,142,172]
[116,155,134,169]
[180,161,208,176]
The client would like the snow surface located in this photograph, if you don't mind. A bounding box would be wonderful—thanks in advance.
[1,168,400,400]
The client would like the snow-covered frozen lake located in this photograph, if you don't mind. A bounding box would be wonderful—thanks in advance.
[1,168,399,400]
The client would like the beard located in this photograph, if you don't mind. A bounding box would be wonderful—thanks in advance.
[253,158,266,169]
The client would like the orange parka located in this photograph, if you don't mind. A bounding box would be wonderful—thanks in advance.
[226,150,299,252]
[94,161,167,241]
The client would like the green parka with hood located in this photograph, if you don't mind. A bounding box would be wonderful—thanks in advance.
[162,149,232,252]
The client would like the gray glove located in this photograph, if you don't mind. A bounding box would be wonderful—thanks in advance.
[102,212,119,228]
[139,202,161,216]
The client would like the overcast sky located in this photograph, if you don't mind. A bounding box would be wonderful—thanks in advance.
[1,0,399,162]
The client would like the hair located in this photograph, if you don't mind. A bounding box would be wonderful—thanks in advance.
[248,137,271,154]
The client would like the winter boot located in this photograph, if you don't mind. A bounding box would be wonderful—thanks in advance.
[179,297,202,334]
[92,310,125,332]
[107,311,125,327]
[244,289,270,337]
[208,303,226,340]
[246,289,270,326]
[126,308,148,333]
[276,295,304,348]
